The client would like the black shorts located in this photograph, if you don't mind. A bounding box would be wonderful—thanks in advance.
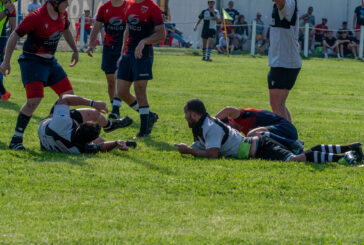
[201,28,216,39]
[102,45,122,75]
[70,109,83,124]
[268,67,301,90]
[255,135,294,161]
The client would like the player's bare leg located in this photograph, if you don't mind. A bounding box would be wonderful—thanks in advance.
[269,89,291,123]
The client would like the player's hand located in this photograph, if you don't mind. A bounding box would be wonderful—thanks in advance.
[70,51,79,67]
[5,1,15,13]
[175,143,191,154]
[0,62,10,76]
[86,46,94,57]
[116,140,129,151]
[135,40,145,59]
[116,55,123,67]
[193,25,197,31]
[93,101,108,113]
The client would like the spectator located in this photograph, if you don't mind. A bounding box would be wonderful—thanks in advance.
[353,0,364,30]
[300,6,315,26]
[216,19,236,53]
[28,0,41,14]
[312,18,328,44]
[235,15,249,50]
[224,1,239,24]
[350,31,361,58]
[253,12,266,53]
[78,10,93,48]
[298,15,313,52]
[164,14,192,48]
[338,21,354,38]
[338,32,356,58]
[323,31,340,59]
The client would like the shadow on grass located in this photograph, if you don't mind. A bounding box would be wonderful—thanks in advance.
[0,101,46,122]
[140,136,177,152]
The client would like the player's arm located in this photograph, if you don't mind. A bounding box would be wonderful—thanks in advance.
[8,17,16,32]
[87,21,103,57]
[63,28,79,67]
[121,24,129,56]
[273,0,285,10]
[194,19,202,31]
[215,106,241,120]
[134,24,165,59]
[0,31,19,76]
[176,143,219,159]
[57,94,108,113]
[98,140,129,152]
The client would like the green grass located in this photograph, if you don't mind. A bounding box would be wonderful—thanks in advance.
[0,49,364,244]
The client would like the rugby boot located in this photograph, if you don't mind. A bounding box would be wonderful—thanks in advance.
[104,116,133,133]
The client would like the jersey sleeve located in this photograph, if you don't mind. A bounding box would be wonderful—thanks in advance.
[48,105,74,141]
[15,13,38,37]
[278,0,296,22]
[215,10,220,19]
[96,5,104,23]
[198,10,204,19]
[150,3,164,26]
[204,123,224,150]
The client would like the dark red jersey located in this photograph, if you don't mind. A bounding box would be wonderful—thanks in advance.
[125,0,163,51]
[96,0,128,47]
[15,4,70,58]
[232,108,291,136]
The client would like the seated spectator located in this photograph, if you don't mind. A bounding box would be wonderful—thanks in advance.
[225,1,239,24]
[164,15,192,48]
[350,31,361,58]
[337,21,354,38]
[299,16,313,51]
[323,31,340,58]
[216,20,236,53]
[253,12,266,53]
[311,18,328,44]
[235,15,249,50]
[338,32,356,58]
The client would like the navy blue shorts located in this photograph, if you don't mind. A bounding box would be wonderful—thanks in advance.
[18,53,67,86]
[266,123,298,140]
[116,53,153,81]
[102,45,122,74]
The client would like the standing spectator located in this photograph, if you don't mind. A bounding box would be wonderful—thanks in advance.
[28,0,41,14]
[0,0,15,101]
[338,31,356,58]
[225,1,239,24]
[300,6,315,26]
[312,18,328,44]
[268,0,301,123]
[194,0,220,62]
[353,0,364,30]
[338,21,354,38]
[115,0,165,138]
[78,10,93,48]
[253,12,266,53]
[323,31,340,59]
[86,0,128,120]
[235,15,249,50]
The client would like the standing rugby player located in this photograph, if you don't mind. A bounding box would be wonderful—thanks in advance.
[116,0,165,138]
[87,0,128,119]
[0,0,78,150]
[268,0,301,122]
[194,0,220,62]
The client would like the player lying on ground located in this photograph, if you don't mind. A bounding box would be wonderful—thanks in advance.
[38,94,135,154]
[175,99,363,164]
[215,106,303,154]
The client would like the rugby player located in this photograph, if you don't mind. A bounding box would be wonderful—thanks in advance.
[87,0,128,120]
[176,99,363,164]
[194,0,220,62]
[38,94,135,154]
[0,0,16,101]
[115,0,165,138]
[215,106,303,153]
[268,0,301,122]
[0,0,78,150]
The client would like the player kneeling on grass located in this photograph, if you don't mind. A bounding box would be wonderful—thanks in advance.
[38,94,135,154]
[175,99,363,165]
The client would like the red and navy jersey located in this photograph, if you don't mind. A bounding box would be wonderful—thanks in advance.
[232,108,291,136]
[96,0,128,47]
[125,0,163,51]
[15,4,70,58]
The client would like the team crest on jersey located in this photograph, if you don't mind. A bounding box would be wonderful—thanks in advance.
[141,5,148,13]
[109,17,123,25]
[128,14,140,25]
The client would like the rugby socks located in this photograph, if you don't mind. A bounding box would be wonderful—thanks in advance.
[202,48,207,60]
[129,100,139,112]
[207,48,212,60]
[139,106,150,134]
[13,113,31,137]
[112,97,122,116]
[310,144,350,154]
[304,151,343,163]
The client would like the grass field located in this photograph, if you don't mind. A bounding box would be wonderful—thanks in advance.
[0,49,364,244]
